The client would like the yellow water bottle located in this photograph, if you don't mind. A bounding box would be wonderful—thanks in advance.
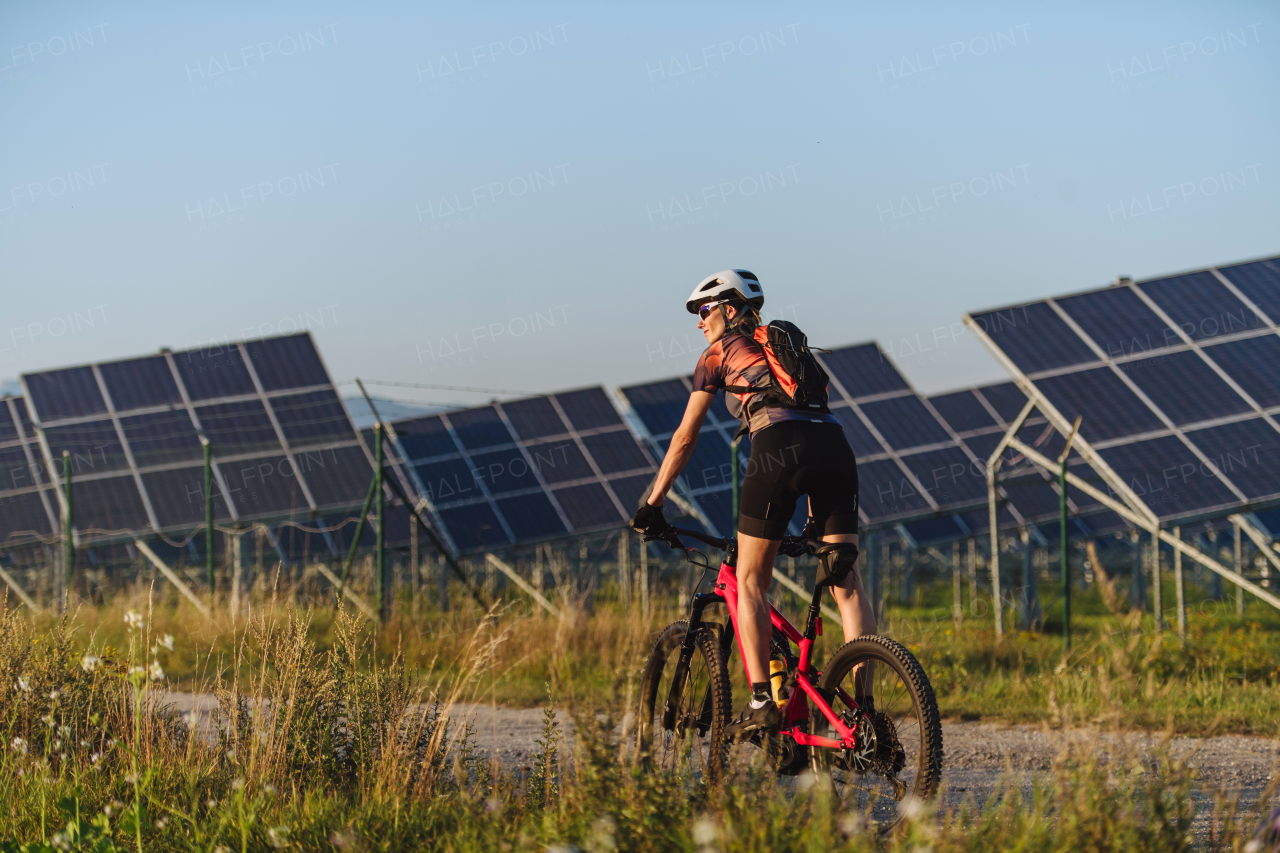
[769,659,788,708]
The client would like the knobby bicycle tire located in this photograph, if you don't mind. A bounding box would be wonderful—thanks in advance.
[636,619,732,784]
[812,635,943,823]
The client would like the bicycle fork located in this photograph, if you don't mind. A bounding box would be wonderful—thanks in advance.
[662,592,725,735]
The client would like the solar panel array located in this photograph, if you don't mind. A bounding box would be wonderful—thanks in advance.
[917,381,1129,545]
[15,334,374,544]
[386,387,660,552]
[968,255,1280,525]
[619,342,1003,537]
[0,397,60,547]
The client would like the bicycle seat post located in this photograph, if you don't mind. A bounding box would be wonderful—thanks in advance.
[802,584,824,641]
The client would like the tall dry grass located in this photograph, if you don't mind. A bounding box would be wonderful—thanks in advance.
[2,583,1279,850]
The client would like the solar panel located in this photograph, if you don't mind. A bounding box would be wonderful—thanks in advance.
[929,390,1000,434]
[0,397,58,546]
[617,375,744,535]
[1202,336,1280,408]
[1057,287,1176,359]
[967,303,1097,374]
[18,333,374,543]
[1185,418,1280,502]
[976,382,1030,423]
[1140,271,1267,342]
[829,405,882,456]
[965,253,1280,524]
[1099,436,1240,518]
[1123,356,1252,425]
[858,396,952,450]
[818,344,909,396]
[386,385,659,552]
[1035,368,1164,442]
[1218,258,1280,322]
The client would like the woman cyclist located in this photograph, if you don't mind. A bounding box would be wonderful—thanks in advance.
[630,269,878,739]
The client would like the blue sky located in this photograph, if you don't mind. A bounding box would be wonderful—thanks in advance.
[1,2,1276,407]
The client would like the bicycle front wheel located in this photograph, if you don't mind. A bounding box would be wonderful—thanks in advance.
[811,635,943,826]
[636,619,731,784]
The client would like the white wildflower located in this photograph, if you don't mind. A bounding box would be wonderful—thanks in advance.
[692,815,718,846]
[231,777,245,790]
[155,817,168,830]
[49,690,59,701]
[124,773,139,784]
[159,634,174,651]
[124,610,144,630]
[11,737,27,755]
[16,676,30,693]
[58,725,70,736]
[90,752,102,764]
[148,660,165,682]
[263,783,278,796]
[267,826,290,849]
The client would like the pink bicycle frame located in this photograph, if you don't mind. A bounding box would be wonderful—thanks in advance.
[713,558,857,748]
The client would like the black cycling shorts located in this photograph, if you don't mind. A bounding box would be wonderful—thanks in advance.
[738,421,860,540]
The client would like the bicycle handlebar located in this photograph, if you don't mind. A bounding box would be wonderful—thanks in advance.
[667,526,826,558]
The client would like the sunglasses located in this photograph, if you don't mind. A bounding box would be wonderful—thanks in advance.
[697,301,727,320]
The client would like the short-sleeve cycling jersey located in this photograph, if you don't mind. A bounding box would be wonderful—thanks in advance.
[692,332,839,437]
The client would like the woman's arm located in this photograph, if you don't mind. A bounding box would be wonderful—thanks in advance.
[645,390,715,506]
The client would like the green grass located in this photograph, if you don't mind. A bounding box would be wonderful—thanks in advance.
[4,598,1278,851]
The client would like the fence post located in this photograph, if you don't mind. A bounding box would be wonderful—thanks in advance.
[952,540,962,631]
[230,531,243,621]
[618,532,631,607]
[373,423,386,621]
[202,437,214,602]
[640,538,649,620]
[61,445,73,604]
[1173,525,1186,643]
[410,511,419,616]
[1234,519,1244,616]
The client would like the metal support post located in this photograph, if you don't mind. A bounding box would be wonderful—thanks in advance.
[230,531,243,620]
[1056,416,1080,649]
[1130,529,1146,612]
[640,537,649,620]
[1020,528,1038,630]
[375,423,387,622]
[202,437,214,600]
[967,537,978,595]
[952,540,962,631]
[61,448,73,601]
[618,531,631,606]
[336,475,377,605]
[410,512,419,615]
[1234,519,1244,616]
[1173,526,1186,643]
[988,474,1003,639]
[1060,459,1070,648]
[1151,526,1163,631]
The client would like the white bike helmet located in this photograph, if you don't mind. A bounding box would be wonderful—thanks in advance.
[685,269,764,314]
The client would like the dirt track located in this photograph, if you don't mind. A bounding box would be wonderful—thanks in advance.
[166,695,1278,834]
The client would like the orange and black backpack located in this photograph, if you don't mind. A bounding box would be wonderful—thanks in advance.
[723,320,831,416]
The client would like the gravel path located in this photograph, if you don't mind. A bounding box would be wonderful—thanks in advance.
[164,694,1278,836]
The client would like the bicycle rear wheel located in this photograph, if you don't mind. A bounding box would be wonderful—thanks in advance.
[810,635,942,827]
[636,619,731,784]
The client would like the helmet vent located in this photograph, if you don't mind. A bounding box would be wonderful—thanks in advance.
[737,271,758,281]
[699,280,722,292]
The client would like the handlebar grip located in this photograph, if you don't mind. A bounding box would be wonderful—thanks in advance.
[671,526,728,550]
